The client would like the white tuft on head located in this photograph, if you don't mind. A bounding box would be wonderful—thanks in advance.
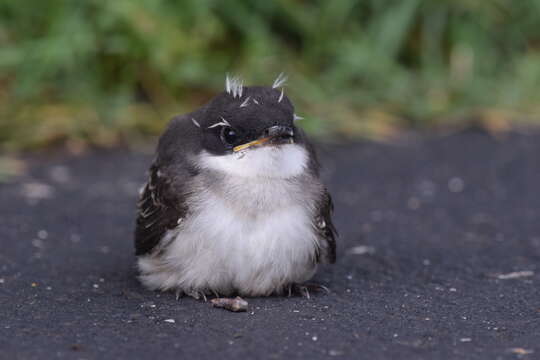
[225,74,243,98]
[278,88,284,103]
[272,72,288,89]
[198,144,308,179]
[208,117,231,129]
[293,114,304,122]
[191,118,201,128]
[239,96,251,108]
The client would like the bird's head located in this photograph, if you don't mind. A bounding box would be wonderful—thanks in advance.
[182,74,312,179]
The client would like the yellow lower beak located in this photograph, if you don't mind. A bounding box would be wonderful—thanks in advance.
[233,137,272,152]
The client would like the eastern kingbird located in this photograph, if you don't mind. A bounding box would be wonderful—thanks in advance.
[135,74,337,300]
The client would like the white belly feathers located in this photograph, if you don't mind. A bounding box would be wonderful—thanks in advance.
[138,144,322,296]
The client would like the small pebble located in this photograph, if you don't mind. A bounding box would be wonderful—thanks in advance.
[329,349,344,356]
[21,182,54,202]
[448,177,465,193]
[508,348,534,355]
[496,271,534,280]
[347,245,375,255]
[407,197,420,210]
[49,165,71,183]
[164,319,175,323]
[32,239,44,248]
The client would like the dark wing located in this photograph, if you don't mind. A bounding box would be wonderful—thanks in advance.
[134,163,189,256]
[315,188,337,264]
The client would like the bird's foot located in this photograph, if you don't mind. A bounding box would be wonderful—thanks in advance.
[288,283,330,299]
[188,290,208,302]
[175,289,210,302]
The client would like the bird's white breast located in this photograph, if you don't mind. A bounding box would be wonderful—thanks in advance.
[138,144,322,296]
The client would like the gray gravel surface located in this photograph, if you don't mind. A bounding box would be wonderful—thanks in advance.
[1,131,539,360]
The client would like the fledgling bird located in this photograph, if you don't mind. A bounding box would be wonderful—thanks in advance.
[135,74,337,300]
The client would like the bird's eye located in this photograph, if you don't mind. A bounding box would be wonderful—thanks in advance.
[220,127,238,145]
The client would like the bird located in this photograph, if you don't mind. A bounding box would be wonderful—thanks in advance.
[135,74,337,301]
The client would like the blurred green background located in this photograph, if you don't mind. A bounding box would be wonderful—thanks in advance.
[2,0,540,151]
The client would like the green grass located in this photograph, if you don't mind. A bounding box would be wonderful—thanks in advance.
[2,0,540,150]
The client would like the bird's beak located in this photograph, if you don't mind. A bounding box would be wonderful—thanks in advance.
[233,126,294,152]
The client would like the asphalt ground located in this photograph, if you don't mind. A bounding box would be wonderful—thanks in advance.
[1,130,539,360]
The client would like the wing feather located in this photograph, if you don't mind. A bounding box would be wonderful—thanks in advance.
[134,163,189,256]
[314,189,337,264]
